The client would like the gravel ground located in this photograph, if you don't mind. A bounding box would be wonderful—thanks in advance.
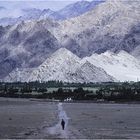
[0,98,58,139]
[0,97,140,139]
[63,103,140,139]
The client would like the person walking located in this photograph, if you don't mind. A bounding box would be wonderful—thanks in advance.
[61,119,65,130]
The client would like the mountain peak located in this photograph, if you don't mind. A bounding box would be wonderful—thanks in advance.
[51,48,81,61]
[42,8,53,12]
[54,47,70,53]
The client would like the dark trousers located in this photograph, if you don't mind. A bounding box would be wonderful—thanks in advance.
[61,123,65,130]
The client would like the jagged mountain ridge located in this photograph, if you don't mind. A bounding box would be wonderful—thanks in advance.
[0,0,140,81]
[52,0,140,57]
[4,48,115,83]
[0,8,59,26]
[0,20,61,78]
[0,0,104,26]
[57,0,105,19]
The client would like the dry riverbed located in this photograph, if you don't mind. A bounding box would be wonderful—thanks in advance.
[0,97,140,139]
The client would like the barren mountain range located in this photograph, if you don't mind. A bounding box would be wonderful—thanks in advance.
[0,0,140,82]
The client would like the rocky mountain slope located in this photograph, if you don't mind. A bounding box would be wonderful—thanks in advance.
[4,48,140,83]
[5,48,140,83]
[0,0,140,82]
[83,51,140,81]
[0,8,58,26]
[0,20,61,78]
[57,0,105,19]
[4,68,34,82]
[4,48,115,83]
[0,0,104,26]
[52,0,140,57]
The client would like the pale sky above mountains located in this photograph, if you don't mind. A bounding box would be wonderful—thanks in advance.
[0,0,93,10]
[0,0,93,18]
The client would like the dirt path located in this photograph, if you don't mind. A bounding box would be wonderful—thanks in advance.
[47,103,69,138]
[22,102,85,139]
[47,102,86,139]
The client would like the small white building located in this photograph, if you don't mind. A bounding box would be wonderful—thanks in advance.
[64,97,72,102]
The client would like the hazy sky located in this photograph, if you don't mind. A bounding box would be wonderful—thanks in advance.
[1,1,67,10]
[0,0,92,10]
[0,0,93,18]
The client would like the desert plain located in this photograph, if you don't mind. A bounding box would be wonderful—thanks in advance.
[0,97,140,139]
